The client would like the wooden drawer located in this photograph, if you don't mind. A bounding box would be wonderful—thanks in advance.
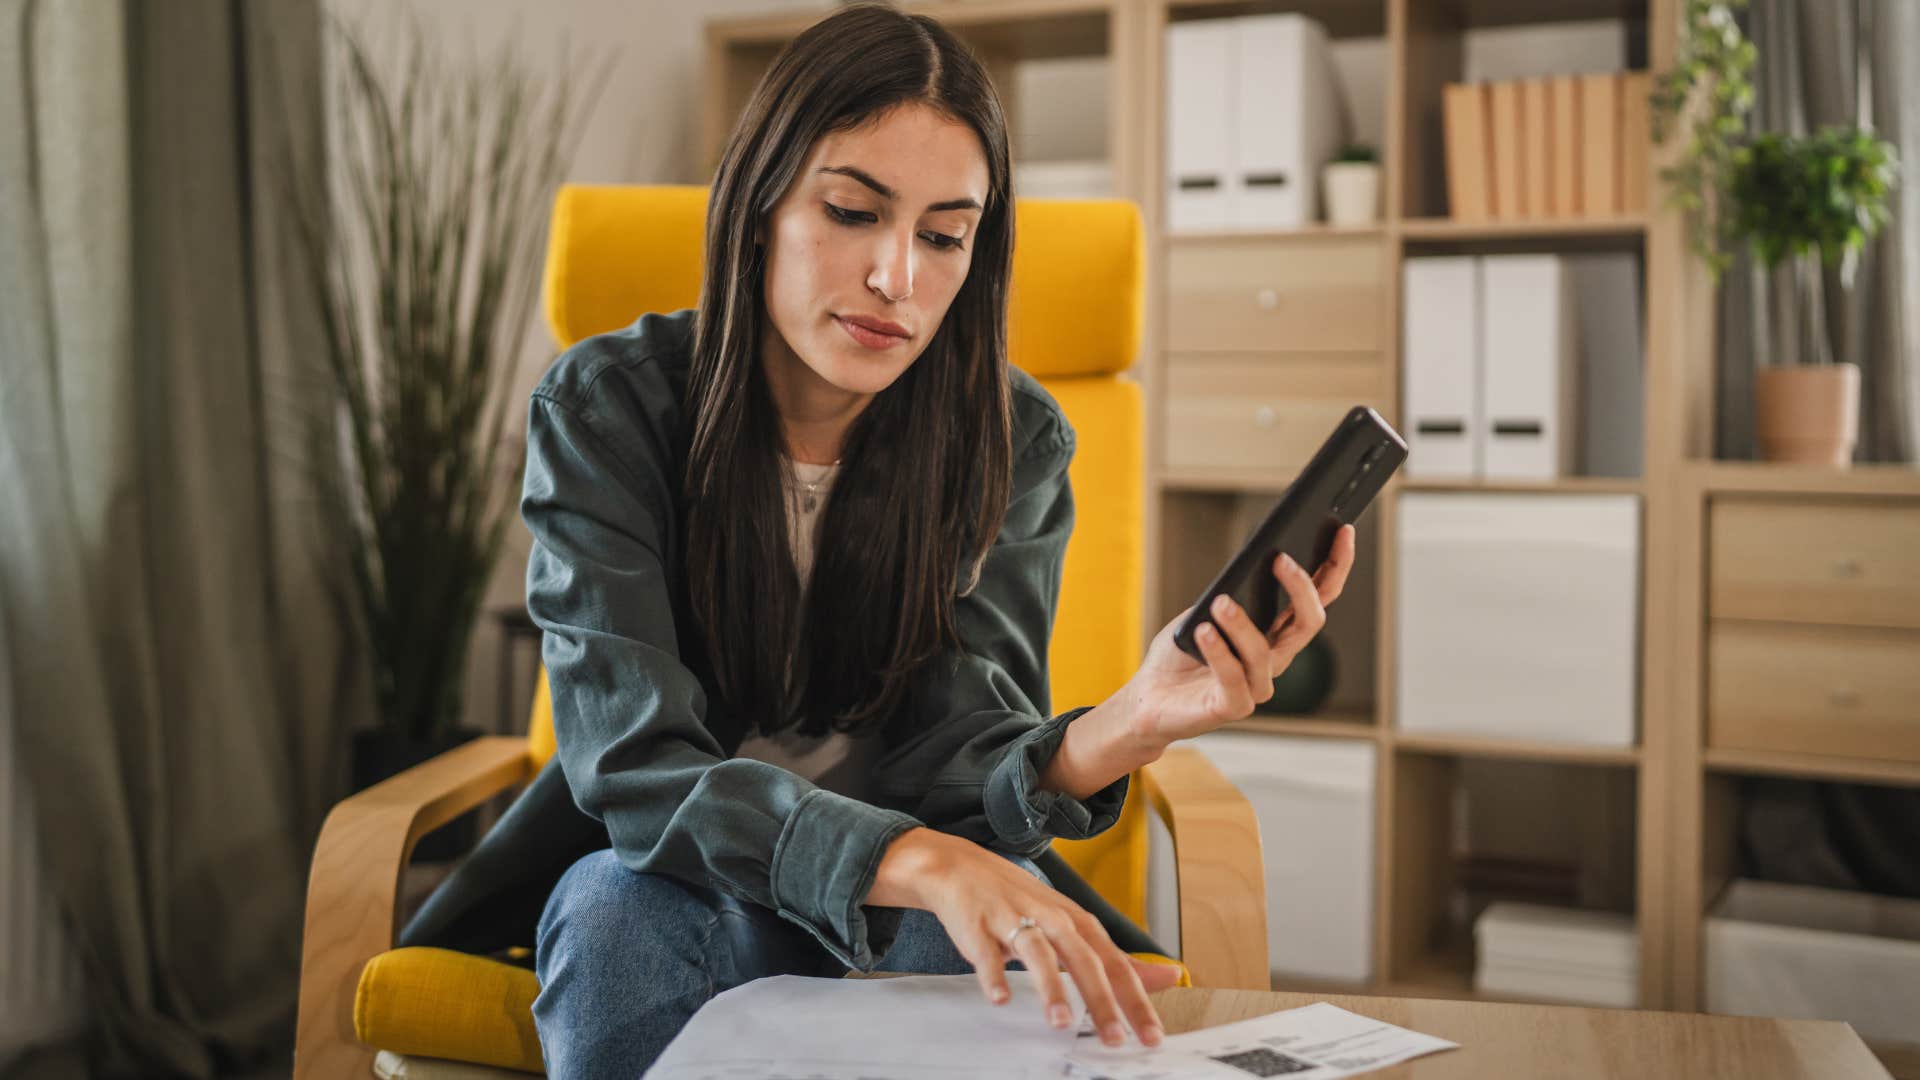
[1709,497,1920,631]
[1708,620,1920,763]
[1165,236,1385,354]
[1165,356,1384,473]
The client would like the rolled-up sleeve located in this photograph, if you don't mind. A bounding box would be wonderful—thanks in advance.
[525,387,920,971]
[875,410,1129,857]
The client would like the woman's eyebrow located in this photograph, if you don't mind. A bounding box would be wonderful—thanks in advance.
[817,165,982,213]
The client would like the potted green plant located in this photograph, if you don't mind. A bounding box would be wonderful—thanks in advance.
[1322,143,1380,227]
[1730,127,1897,463]
[1651,0,1900,465]
[287,16,601,809]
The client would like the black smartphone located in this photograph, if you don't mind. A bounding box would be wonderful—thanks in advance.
[1173,406,1407,662]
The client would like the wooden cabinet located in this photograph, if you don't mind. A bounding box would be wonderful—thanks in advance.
[1708,621,1920,763]
[1709,498,1920,630]
[1164,354,1384,472]
[1705,495,1920,765]
[1165,236,1386,354]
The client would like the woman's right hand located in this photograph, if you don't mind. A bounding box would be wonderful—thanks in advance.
[865,826,1173,1048]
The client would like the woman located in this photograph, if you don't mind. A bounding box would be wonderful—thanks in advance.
[514,4,1357,1074]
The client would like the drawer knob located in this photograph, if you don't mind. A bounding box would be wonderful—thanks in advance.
[1831,556,1863,578]
[1254,405,1277,429]
[1829,687,1860,708]
[1255,288,1280,310]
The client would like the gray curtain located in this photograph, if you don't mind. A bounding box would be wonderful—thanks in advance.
[1716,0,1920,462]
[1,1,360,1074]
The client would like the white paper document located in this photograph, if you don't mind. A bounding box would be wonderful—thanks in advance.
[645,973,1087,1079]
[1065,1002,1458,1080]
[646,974,1457,1080]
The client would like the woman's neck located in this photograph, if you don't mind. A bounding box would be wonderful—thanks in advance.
[760,327,871,465]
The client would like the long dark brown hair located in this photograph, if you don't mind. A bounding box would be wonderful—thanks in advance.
[685,3,1015,737]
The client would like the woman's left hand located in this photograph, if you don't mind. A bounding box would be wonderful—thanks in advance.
[1121,524,1357,747]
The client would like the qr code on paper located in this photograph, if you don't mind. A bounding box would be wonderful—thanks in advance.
[1210,1047,1317,1076]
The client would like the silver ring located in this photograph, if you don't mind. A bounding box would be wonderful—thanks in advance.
[1004,916,1040,951]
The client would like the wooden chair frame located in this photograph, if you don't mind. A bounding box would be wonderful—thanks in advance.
[293,741,1267,1077]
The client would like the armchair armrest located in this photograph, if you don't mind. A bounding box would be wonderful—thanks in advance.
[1138,748,1269,991]
[294,736,534,1080]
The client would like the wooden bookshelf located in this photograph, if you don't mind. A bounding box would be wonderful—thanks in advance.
[705,7,1920,1074]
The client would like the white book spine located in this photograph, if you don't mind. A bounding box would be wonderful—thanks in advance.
[1480,254,1577,480]
[1402,256,1482,479]
[1166,21,1234,233]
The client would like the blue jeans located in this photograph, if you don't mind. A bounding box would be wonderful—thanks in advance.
[532,847,1048,1078]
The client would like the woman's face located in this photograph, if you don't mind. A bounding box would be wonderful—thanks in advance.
[759,102,991,401]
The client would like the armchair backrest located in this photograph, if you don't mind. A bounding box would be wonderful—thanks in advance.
[528,184,1149,921]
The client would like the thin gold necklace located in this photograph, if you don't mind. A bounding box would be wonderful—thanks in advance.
[792,458,841,513]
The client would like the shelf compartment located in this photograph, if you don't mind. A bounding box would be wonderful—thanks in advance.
[1395,731,1639,767]
[1228,713,1380,740]
[1157,466,1309,494]
[1690,460,1920,498]
[1167,224,1387,244]
[707,0,1112,58]
[1398,476,1642,496]
[1702,748,1920,790]
[1384,754,1640,1004]
[1425,0,1648,31]
[1155,488,1382,716]
[1165,0,1386,39]
[1399,214,1647,241]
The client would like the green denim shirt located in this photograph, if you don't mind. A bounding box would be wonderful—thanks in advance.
[401,309,1127,971]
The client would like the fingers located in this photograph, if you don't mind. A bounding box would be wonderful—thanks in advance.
[1207,594,1274,705]
[1267,545,1328,645]
[1267,526,1356,637]
[1032,912,1164,1049]
[1192,618,1254,717]
[1129,955,1184,993]
[969,932,1013,1007]
[1313,524,1358,605]
[1007,920,1075,1033]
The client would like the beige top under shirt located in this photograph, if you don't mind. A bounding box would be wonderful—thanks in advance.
[729,459,881,800]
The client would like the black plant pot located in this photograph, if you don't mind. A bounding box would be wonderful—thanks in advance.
[352,726,485,861]
[1256,635,1338,716]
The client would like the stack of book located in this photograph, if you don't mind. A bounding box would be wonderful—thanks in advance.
[1442,72,1651,222]
[1475,902,1639,1007]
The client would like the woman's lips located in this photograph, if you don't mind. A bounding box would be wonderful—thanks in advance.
[836,316,908,350]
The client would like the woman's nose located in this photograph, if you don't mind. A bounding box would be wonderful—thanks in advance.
[867,228,913,303]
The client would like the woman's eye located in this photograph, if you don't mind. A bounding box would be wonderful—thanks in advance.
[824,203,873,225]
[824,203,965,252]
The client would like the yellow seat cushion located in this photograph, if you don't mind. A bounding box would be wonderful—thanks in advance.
[355,945,1188,1073]
[357,947,544,1074]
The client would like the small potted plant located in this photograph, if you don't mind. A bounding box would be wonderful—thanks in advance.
[1652,0,1899,465]
[1322,143,1380,227]
[1730,127,1897,463]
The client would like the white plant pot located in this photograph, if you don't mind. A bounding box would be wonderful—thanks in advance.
[1322,162,1381,226]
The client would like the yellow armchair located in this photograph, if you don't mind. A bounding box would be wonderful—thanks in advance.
[293,186,1269,1078]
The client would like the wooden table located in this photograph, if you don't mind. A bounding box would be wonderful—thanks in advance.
[1147,986,1892,1078]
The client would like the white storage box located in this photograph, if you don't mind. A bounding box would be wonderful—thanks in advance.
[1706,879,1920,1048]
[1474,902,1638,1007]
[1164,15,1348,233]
[1396,493,1640,747]
[1147,733,1375,984]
